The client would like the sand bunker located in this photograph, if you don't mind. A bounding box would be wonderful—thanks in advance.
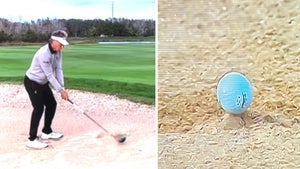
[0,84,156,169]
[158,0,300,168]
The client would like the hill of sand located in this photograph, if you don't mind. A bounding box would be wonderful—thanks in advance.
[158,0,300,168]
[0,84,156,169]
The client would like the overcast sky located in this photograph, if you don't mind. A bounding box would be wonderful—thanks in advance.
[0,0,156,22]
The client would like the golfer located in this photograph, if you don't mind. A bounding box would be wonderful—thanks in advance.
[24,30,70,149]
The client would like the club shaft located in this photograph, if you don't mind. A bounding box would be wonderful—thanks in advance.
[67,99,109,134]
[82,112,110,134]
[67,99,126,143]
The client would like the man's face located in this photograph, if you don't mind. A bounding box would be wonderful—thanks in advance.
[52,40,64,52]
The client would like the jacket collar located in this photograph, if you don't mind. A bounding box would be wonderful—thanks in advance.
[48,43,56,54]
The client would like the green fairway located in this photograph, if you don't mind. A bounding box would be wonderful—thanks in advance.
[0,43,155,104]
[64,44,154,85]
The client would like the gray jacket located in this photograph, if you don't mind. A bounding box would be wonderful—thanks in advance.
[26,44,64,91]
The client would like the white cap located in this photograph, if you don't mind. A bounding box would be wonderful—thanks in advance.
[51,36,69,45]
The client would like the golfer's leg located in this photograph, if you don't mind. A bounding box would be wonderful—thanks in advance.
[42,86,57,134]
[29,104,44,140]
[24,76,45,141]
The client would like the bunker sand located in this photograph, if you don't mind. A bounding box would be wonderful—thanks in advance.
[158,0,300,168]
[0,84,156,169]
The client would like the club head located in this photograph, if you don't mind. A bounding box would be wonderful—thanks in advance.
[118,136,126,143]
[114,134,127,143]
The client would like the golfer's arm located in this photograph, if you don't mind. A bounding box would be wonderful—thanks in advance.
[56,55,65,88]
[39,57,64,91]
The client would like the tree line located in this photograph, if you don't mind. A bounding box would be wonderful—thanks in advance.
[0,18,155,43]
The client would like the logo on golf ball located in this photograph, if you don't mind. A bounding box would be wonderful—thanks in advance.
[216,72,253,114]
[236,92,247,108]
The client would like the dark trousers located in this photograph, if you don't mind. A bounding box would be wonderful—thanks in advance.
[24,76,57,141]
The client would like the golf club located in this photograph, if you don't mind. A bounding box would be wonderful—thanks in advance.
[67,99,127,143]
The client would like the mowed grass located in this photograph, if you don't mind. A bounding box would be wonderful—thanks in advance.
[0,43,155,104]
